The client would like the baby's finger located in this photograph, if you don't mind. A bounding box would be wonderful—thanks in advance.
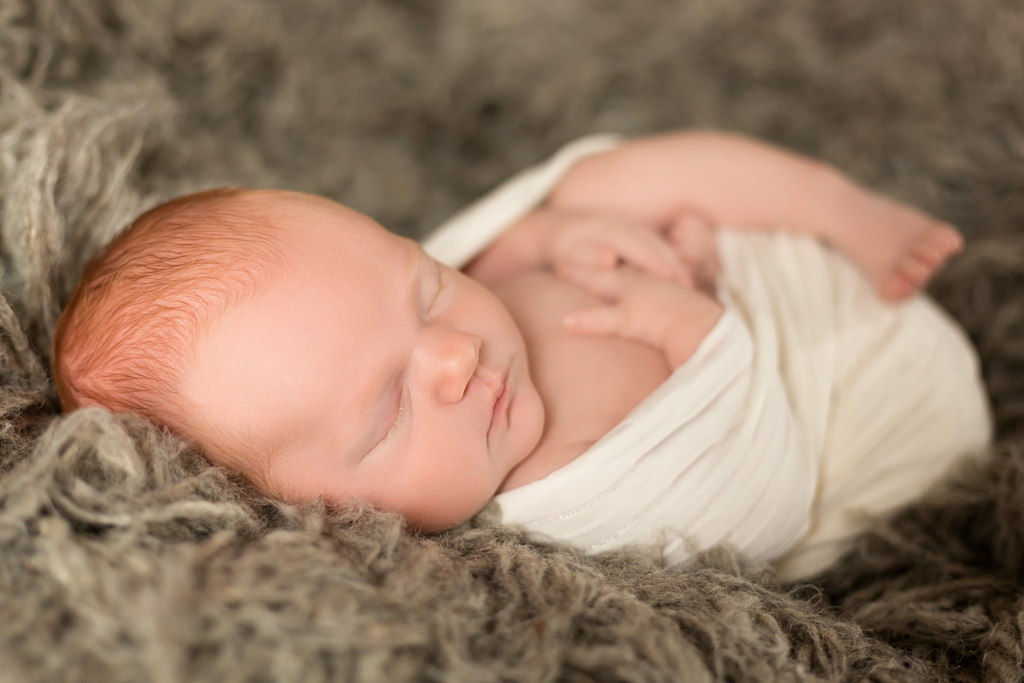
[669,216,717,263]
[555,264,624,302]
[611,229,692,286]
[562,305,625,337]
[668,215,720,291]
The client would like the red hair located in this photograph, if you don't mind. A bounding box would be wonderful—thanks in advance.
[52,188,290,463]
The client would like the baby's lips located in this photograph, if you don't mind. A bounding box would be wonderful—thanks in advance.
[486,368,510,440]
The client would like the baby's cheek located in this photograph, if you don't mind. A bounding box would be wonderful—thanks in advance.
[259,444,350,506]
[397,458,496,532]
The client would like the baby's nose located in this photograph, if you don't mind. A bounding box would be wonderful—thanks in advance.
[432,328,482,404]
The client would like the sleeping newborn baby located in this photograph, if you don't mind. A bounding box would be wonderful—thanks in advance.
[52,131,991,580]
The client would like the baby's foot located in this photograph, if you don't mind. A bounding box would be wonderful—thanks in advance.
[836,196,964,301]
[883,222,963,300]
[666,213,721,296]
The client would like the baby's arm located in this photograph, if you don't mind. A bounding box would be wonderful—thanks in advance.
[464,207,692,289]
[548,131,962,300]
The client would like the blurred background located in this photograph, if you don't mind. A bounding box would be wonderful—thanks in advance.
[6,0,1022,242]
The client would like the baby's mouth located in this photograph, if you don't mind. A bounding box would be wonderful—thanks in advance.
[487,370,510,442]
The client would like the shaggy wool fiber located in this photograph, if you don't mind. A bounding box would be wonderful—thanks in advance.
[2,0,1024,681]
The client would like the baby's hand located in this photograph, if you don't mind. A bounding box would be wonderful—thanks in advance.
[559,264,723,369]
[666,213,721,296]
[540,210,694,287]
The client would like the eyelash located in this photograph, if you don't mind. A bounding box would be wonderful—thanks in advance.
[375,388,404,450]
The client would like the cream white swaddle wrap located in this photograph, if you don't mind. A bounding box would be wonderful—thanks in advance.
[423,135,992,580]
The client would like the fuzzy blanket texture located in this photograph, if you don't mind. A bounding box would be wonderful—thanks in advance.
[2,1,1024,681]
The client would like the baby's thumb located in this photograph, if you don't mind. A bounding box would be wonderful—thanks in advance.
[562,306,625,337]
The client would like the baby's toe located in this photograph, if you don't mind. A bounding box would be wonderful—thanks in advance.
[895,275,920,300]
[936,223,965,252]
[882,238,954,301]
[907,226,961,276]
[909,240,946,270]
[895,254,931,285]
[879,271,918,301]
[877,253,931,301]
[923,224,964,261]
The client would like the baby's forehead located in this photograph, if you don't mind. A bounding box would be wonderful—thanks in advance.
[237,189,347,220]
[233,190,383,245]
[207,194,403,289]
[192,191,419,309]
[179,191,336,265]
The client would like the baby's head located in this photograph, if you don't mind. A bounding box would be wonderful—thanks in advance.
[53,189,545,530]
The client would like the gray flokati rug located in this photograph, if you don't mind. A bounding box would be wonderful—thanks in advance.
[2,1,1024,681]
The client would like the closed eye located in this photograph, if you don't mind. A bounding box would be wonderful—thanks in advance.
[366,383,405,457]
[377,398,403,446]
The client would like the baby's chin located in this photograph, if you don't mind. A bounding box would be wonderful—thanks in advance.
[398,504,488,534]
[494,376,547,493]
[395,472,516,533]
